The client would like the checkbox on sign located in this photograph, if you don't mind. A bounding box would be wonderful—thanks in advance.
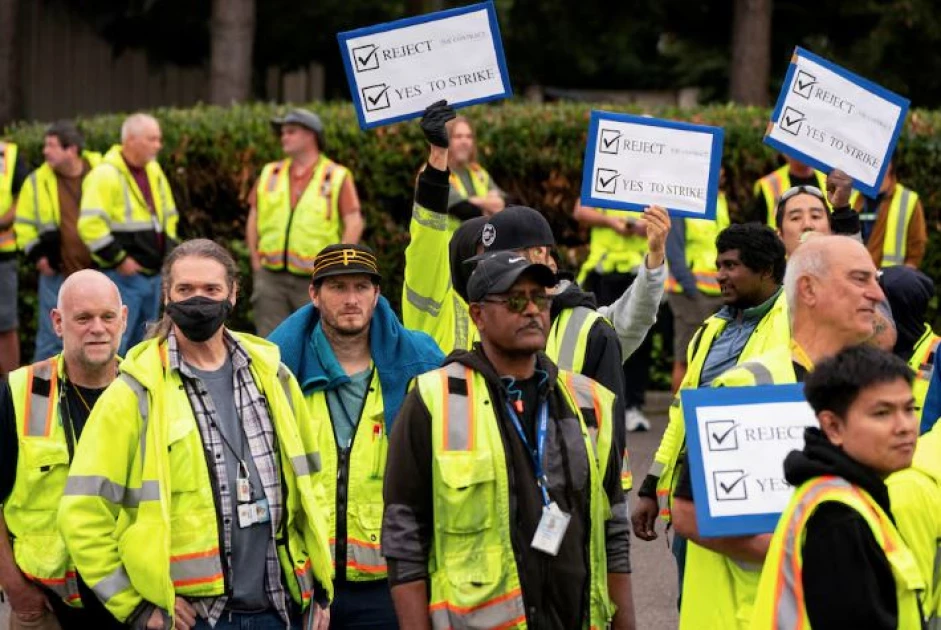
[713,470,748,502]
[352,44,381,72]
[792,70,816,100]
[706,420,739,452]
[599,128,621,154]
[595,168,619,195]
[779,106,806,136]
[361,84,391,112]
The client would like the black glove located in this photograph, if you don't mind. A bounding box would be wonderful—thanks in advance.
[420,100,456,148]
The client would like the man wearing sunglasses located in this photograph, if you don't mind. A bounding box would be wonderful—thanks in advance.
[383,250,635,630]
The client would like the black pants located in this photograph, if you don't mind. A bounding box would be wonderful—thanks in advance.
[46,577,127,629]
[330,578,399,629]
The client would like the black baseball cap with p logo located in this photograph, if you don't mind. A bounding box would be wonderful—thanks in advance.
[311,244,381,285]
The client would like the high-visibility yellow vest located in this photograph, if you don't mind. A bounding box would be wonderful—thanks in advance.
[909,324,941,429]
[666,193,731,295]
[416,363,617,629]
[652,291,790,521]
[5,356,82,606]
[888,425,941,629]
[853,184,919,267]
[753,165,827,230]
[446,162,493,233]
[308,371,388,581]
[0,141,20,254]
[750,476,925,630]
[15,152,103,256]
[78,145,179,270]
[678,345,798,630]
[256,156,350,276]
[577,209,648,284]
[58,333,333,623]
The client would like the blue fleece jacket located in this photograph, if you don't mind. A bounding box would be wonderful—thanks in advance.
[268,297,444,428]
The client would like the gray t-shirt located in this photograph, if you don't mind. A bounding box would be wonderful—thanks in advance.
[327,368,372,448]
[189,357,270,611]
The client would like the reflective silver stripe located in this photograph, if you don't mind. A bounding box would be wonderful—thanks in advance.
[885,187,911,266]
[14,216,39,226]
[87,235,115,252]
[170,553,224,586]
[443,363,472,451]
[430,590,526,630]
[92,565,132,602]
[411,205,450,231]
[79,208,111,221]
[775,477,852,627]
[405,285,443,317]
[554,307,593,371]
[565,371,596,413]
[27,361,55,437]
[277,364,295,416]
[648,460,665,477]
[111,221,158,232]
[123,480,160,506]
[739,361,774,385]
[64,475,159,506]
[291,452,322,476]
[348,539,386,574]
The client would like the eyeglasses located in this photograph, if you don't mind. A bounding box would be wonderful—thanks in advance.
[481,292,552,313]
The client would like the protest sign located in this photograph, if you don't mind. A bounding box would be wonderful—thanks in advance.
[338,2,511,129]
[580,111,724,220]
[682,384,818,537]
[765,47,910,198]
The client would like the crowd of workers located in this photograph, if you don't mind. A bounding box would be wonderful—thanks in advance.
[0,95,936,630]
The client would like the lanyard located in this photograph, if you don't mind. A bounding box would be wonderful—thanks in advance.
[505,401,551,506]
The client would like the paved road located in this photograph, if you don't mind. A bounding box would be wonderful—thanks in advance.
[0,393,680,630]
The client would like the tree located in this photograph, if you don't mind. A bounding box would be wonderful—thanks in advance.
[0,0,21,127]
[209,0,256,104]
[729,0,772,105]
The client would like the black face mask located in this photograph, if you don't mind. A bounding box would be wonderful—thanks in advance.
[166,296,232,343]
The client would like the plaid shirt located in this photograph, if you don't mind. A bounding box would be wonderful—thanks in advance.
[168,330,290,627]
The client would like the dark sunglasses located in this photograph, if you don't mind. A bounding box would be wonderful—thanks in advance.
[481,291,552,313]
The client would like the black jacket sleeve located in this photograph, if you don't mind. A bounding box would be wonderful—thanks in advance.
[382,388,435,586]
[801,503,898,630]
[581,320,627,460]
[0,381,19,504]
[448,199,483,221]
[416,163,451,216]
[12,156,29,196]
[829,205,861,237]
[601,395,631,573]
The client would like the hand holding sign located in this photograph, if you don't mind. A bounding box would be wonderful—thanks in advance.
[642,205,670,268]
[420,100,456,148]
[826,169,853,208]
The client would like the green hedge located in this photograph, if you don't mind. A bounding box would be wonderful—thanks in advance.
[6,101,941,371]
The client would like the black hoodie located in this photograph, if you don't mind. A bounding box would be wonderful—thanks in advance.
[382,346,630,630]
[782,428,902,630]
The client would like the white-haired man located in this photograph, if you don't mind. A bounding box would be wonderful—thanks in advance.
[79,113,179,354]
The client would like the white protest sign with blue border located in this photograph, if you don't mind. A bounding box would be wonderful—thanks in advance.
[580,111,724,220]
[765,47,910,198]
[681,384,817,537]
[338,2,511,130]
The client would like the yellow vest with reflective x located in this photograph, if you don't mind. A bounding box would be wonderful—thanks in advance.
[58,334,333,623]
[308,371,388,581]
[666,193,731,295]
[754,165,827,230]
[750,476,926,630]
[417,363,616,629]
[5,356,82,606]
[0,141,20,254]
[909,324,941,428]
[546,305,632,490]
[256,156,349,276]
[577,209,647,284]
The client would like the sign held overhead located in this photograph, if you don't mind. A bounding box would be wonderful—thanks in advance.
[338,2,511,130]
[682,384,818,537]
[580,111,724,220]
[765,47,910,198]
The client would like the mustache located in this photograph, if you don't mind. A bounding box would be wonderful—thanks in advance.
[517,319,545,333]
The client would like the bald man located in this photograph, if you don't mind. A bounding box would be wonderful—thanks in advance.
[79,112,179,355]
[0,270,127,629]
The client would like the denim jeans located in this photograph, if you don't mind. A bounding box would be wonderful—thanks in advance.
[104,269,161,355]
[672,532,688,609]
[33,272,64,361]
[192,610,300,630]
[329,579,399,629]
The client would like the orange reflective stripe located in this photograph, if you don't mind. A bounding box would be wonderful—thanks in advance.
[170,548,224,588]
[429,588,527,630]
[26,570,81,605]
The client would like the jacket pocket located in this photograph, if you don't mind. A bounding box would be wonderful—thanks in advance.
[166,419,199,494]
[17,439,70,512]
[434,451,496,534]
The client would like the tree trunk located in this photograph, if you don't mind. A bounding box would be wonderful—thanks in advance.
[209,0,256,105]
[0,0,21,127]
[729,0,772,106]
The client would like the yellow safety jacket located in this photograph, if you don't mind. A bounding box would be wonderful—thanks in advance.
[750,475,926,629]
[255,156,350,276]
[15,152,103,257]
[651,291,790,521]
[0,141,20,254]
[909,324,941,430]
[4,356,81,606]
[679,345,799,630]
[416,363,617,629]
[308,371,388,581]
[666,193,731,295]
[753,165,827,230]
[78,145,178,271]
[577,209,647,285]
[57,333,333,623]
[889,425,941,629]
